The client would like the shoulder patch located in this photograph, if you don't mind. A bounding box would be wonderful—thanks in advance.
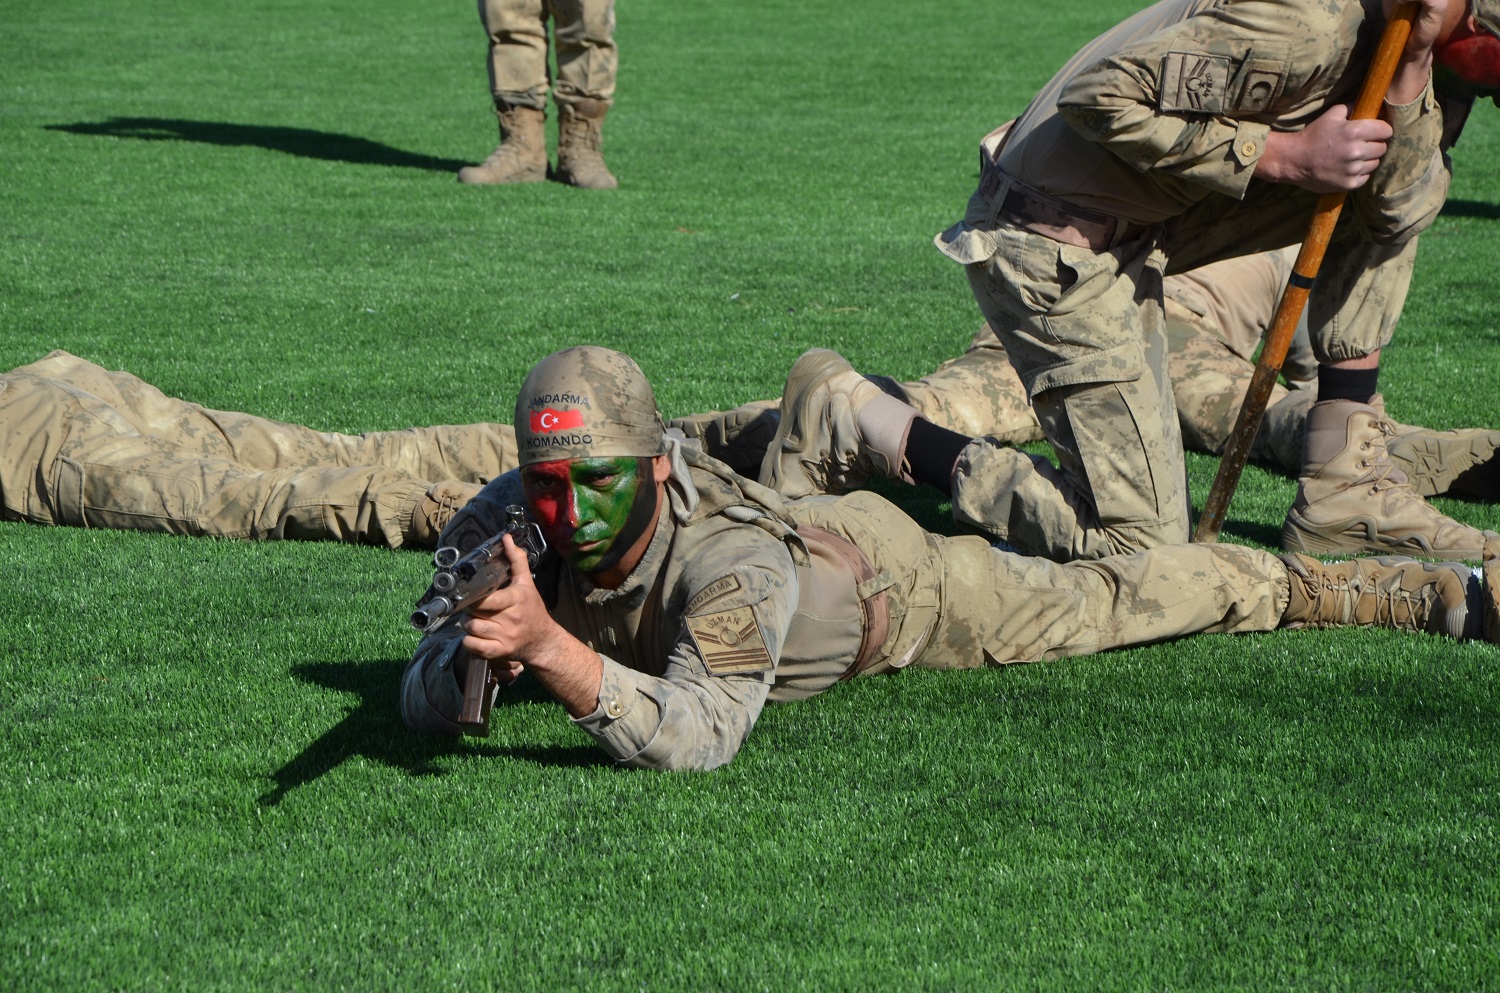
[1232,59,1287,115]
[1159,52,1232,114]
[686,605,773,674]
[686,574,742,614]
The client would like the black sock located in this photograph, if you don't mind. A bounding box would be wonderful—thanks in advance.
[1317,365,1379,404]
[904,418,971,496]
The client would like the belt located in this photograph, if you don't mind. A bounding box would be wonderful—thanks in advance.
[977,130,1142,251]
[795,525,891,680]
[996,182,1143,251]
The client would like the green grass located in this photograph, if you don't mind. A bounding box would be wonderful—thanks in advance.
[3,1,1499,989]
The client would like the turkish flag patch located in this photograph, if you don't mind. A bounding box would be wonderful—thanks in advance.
[530,408,586,433]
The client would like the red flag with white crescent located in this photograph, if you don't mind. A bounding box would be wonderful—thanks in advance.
[530,408,585,433]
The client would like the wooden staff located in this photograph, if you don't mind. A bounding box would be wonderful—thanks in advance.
[1193,2,1419,543]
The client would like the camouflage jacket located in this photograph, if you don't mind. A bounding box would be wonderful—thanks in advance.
[990,0,1448,237]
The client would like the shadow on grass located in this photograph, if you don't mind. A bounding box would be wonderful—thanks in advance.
[46,117,467,173]
[1205,515,1284,549]
[260,658,605,805]
[1440,198,1500,220]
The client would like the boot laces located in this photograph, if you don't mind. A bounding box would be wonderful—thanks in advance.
[428,487,467,536]
[1311,570,1427,630]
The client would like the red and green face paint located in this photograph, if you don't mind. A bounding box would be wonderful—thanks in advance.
[1437,14,1500,95]
[520,456,660,576]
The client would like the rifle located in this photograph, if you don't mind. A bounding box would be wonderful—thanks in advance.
[409,505,547,732]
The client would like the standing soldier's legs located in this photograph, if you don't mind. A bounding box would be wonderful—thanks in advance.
[953,230,1189,560]
[550,0,619,188]
[549,0,617,107]
[459,0,550,184]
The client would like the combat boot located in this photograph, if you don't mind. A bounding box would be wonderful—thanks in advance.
[555,99,617,189]
[759,349,916,498]
[1386,425,1500,500]
[458,104,547,185]
[1280,553,1486,641]
[407,480,484,549]
[1281,397,1498,559]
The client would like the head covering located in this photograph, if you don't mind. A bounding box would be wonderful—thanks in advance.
[1476,0,1500,39]
[514,346,668,467]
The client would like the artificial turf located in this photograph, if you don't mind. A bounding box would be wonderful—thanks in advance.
[2,0,1499,989]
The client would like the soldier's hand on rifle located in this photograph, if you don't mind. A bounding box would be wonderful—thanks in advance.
[460,534,604,717]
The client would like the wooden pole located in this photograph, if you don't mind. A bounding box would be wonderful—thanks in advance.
[1193,2,1419,543]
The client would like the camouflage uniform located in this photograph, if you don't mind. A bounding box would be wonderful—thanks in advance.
[402,441,1295,770]
[935,0,1448,560]
[479,0,617,112]
[891,245,1316,458]
[0,351,516,547]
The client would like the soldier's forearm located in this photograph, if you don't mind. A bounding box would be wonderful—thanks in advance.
[523,631,605,719]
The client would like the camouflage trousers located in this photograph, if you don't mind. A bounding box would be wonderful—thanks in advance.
[788,490,1288,674]
[951,188,1418,560]
[0,352,517,547]
[672,248,1325,506]
[479,0,617,110]
[912,247,1319,465]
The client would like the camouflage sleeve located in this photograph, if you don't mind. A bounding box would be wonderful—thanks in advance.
[571,558,800,772]
[1345,85,1449,244]
[399,623,469,735]
[1054,1,1346,202]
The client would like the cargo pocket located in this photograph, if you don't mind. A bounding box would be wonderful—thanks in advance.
[1029,346,1185,532]
[51,456,205,535]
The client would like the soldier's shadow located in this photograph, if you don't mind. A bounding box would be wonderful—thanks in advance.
[46,117,467,173]
[259,658,605,806]
[1440,198,1500,220]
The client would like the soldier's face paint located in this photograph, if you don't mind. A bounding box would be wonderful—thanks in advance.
[1437,14,1500,92]
[521,456,658,576]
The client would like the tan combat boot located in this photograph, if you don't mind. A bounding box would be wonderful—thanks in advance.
[758,349,916,498]
[1486,550,1500,644]
[555,99,618,189]
[406,480,484,549]
[1386,425,1500,500]
[1281,398,1498,559]
[1280,553,1486,641]
[458,104,547,185]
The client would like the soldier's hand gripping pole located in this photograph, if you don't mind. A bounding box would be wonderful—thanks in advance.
[1193,2,1418,544]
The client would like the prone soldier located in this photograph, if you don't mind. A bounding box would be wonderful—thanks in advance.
[3,324,1493,555]
[401,346,1500,770]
